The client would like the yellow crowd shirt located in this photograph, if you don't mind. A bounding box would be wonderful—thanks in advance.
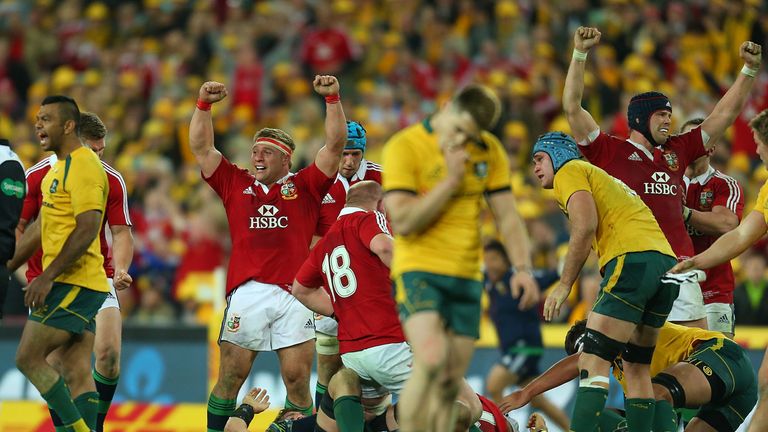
[41,146,109,292]
[613,322,725,391]
[553,160,674,269]
[753,180,768,222]
[382,119,511,280]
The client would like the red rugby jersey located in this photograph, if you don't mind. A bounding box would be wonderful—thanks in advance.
[580,128,707,259]
[476,394,510,432]
[22,156,131,281]
[203,157,334,294]
[685,166,744,304]
[295,207,404,354]
[316,159,382,236]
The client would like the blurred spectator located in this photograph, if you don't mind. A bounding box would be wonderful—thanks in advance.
[735,253,768,326]
[130,284,176,326]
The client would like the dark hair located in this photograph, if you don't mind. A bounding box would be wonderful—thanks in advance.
[483,239,510,265]
[454,84,502,131]
[564,319,587,355]
[680,117,704,133]
[749,109,768,147]
[41,95,81,135]
[253,127,296,151]
[80,111,107,141]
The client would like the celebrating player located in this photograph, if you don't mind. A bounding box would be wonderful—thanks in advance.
[190,76,347,431]
[563,26,762,328]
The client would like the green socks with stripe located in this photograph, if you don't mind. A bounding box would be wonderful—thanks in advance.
[74,391,100,429]
[653,399,678,432]
[315,382,328,409]
[41,377,90,432]
[570,387,609,432]
[626,398,655,432]
[284,397,313,416]
[93,370,118,432]
[207,393,237,432]
[333,395,364,432]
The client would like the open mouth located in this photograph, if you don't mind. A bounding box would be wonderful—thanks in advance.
[38,132,49,144]
[255,165,266,172]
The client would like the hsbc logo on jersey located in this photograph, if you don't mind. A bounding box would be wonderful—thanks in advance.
[249,204,288,229]
[644,171,677,195]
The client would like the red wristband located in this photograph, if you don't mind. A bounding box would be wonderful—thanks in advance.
[324,94,340,104]
[196,99,212,111]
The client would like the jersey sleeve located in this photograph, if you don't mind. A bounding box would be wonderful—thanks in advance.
[295,240,326,288]
[358,211,392,247]
[711,175,745,219]
[483,133,511,193]
[105,168,132,226]
[21,168,43,222]
[674,127,706,169]
[69,155,107,216]
[297,163,335,202]
[202,156,241,201]
[553,162,593,210]
[578,132,616,167]
[754,181,768,215]
[382,132,417,193]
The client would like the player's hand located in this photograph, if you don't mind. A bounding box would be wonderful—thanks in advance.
[114,269,133,291]
[543,282,570,321]
[313,75,340,97]
[511,271,540,311]
[527,413,549,432]
[443,145,468,188]
[499,389,531,413]
[668,258,695,274]
[23,274,53,310]
[574,27,601,51]
[198,81,228,104]
[243,387,270,414]
[740,41,762,70]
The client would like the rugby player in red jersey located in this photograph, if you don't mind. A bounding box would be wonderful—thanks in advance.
[190,75,348,431]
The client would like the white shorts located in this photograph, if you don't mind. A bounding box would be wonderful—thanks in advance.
[341,342,412,399]
[220,280,315,351]
[98,278,120,312]
[315,313,338,336]
[705,302,735,335]
[667,278,705,322]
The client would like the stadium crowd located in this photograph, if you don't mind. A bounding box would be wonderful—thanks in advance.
[0,0,766,326]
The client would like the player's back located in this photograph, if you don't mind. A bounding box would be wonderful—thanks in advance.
[315,208,404,353]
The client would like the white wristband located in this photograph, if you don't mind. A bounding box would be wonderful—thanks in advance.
[572,49,588,62]
[741,64,758,78]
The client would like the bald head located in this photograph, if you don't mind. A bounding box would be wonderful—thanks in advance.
[345,181,382,211]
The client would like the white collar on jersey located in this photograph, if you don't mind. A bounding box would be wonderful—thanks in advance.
[338,206,366,217]
[684,165,715,186]
[334,158,369,193]
[626,138,654,159]
[253,171,296,194]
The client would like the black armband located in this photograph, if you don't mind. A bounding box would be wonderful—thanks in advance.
[232,404,255,426]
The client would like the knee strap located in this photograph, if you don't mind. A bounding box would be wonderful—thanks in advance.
[652,372,686,407]
[582,328,625,362]
[316,333,340,356]
[622,343,655,364]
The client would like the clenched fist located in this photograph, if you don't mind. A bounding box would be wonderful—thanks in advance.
[198,81,228,104]
[740,41,762,70]
[313,75,340,97]
[574,27,601,52]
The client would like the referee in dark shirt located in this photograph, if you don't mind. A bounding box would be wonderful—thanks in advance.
[0,138,25,321]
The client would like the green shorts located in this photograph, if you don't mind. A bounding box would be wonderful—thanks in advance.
[396,271,482,338]
[592,251,678,328]
[689,338,758,431]
[28,282,107,334]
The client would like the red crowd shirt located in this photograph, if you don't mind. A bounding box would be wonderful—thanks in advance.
[22,155,131,282]
[580,128,707,259]
[685,166,744,304]
[316,159,382,236]
[295,207,404,354]
[203,157,334,295]
[476,394,510,432]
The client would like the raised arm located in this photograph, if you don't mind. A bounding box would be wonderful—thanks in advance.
[543,191,597,321]
[189,81,227,177]
[499,354,580,414]
[313,75,347,177]
[700,41,762,149]
[385,145,466,236]
[563,27,601,143]
[487,191,539,310]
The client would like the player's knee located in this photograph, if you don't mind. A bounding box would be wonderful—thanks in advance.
[414,339,448,373]
[581,328,625,363]
[95,345,120,377]
[328,369,360,397]
[282,367,311,390]
[622,343,655,366]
